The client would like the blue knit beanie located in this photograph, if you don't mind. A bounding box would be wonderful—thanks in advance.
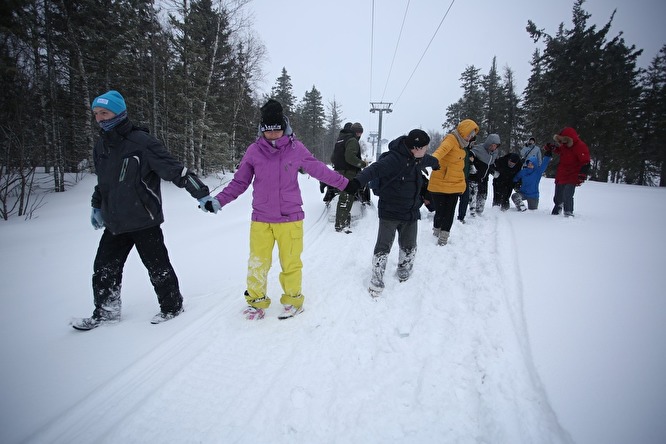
[91,90,127,114]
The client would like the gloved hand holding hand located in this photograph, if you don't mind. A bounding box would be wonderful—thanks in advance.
[198,196,221,214]
[344,178,361,194]
[91,208,104,230]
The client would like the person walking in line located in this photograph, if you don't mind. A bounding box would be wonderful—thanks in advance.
[344,129,439,297]
[468,133,500,217]
[512,148,553,211]
[199,99,354,320]
[491,152,522,211]
[469,134,500,216]
[550,127,591,217]
[72,90,212,331]
[456,142,476,223]
[427,119,479,246]
[331,122,366,233]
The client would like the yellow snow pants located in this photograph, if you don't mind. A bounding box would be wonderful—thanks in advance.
[245,220,304,309]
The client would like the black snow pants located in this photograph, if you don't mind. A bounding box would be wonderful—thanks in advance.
[92,225,182,320]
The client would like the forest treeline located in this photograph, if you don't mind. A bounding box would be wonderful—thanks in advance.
[1,0,664,219]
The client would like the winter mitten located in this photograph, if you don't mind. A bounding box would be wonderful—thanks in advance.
[576,173,587,186]
[344,178,361,194]
[198,196,221,214]
[90,208,104,230]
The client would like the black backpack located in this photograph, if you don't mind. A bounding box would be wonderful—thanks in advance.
[331,133,355,170]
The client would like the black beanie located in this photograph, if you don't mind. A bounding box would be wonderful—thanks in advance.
[508,153,521,164]
[405,129,430,149]
[260,99,286,132]
[350,122,363,133]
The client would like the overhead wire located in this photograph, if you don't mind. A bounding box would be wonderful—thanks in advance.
[392,0,457,106]
[369,0,375,105]
[380,0,411,102]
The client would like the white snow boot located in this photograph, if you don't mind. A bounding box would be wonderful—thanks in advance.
[277,304,304,320]
[150,308,184,324]
[437,230,450,246]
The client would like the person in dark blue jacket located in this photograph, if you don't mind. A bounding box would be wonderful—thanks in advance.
[72,90,212,331]
[344,129,439,298]
[512,149,553,211]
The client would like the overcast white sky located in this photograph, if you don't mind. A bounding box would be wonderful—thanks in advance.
[249,0,665,145]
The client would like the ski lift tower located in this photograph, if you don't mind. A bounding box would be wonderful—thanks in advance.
[367,131,379,158]
[370,102,392,161]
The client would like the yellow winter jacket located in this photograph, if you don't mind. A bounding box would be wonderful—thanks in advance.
[428,119,479,194]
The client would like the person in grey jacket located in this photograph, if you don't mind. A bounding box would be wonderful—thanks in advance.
[72,90,213,331]
[468,133,500,216]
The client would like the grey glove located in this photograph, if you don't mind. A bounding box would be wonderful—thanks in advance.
[198,196,221,214]
[91,208,104,230]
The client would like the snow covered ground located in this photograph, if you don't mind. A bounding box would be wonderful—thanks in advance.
[1,172,665,444]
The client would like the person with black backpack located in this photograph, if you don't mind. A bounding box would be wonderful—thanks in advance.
[331,122,367,233]
[343,129,439,298]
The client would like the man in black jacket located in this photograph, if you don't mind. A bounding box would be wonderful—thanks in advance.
[345,129,439,298]
[72,90,213,331]
[492,152,522,210]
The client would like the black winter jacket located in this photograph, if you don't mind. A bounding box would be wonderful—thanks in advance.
[331,129,365,172]
[355,136,439,221]
[492,153,523,187]
[91,119,209,235]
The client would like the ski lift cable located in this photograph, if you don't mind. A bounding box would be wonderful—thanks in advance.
[380,0,411,102]
[393,0,457,106]
[369,0,376,104]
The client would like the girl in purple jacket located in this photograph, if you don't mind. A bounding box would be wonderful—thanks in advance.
[200,99,352,320]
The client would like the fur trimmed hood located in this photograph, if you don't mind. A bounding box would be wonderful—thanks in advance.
[553,127,579,147]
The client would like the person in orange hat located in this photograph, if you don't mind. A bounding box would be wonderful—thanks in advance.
[427,119,479,246]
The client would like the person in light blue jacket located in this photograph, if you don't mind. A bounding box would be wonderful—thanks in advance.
[511,150,552,210]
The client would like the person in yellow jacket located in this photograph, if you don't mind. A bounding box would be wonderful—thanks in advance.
[427,119,479,246]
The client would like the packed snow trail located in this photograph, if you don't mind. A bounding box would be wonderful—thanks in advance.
[21,174,571,444]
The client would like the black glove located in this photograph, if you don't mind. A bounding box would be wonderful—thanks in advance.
[544,143,556,154]
[576,173,587,186]
[344,178,361,194]
[513,181,521,192]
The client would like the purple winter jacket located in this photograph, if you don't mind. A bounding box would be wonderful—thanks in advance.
[214,134,349,223]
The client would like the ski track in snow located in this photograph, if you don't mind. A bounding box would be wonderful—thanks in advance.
[23,176,572,444]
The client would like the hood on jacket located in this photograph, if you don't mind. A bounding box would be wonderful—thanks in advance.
[388,135,411,157]
[553,127,579,147]
[456,119,479,140]
[483,133,501,151]
[524,155,538,168]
